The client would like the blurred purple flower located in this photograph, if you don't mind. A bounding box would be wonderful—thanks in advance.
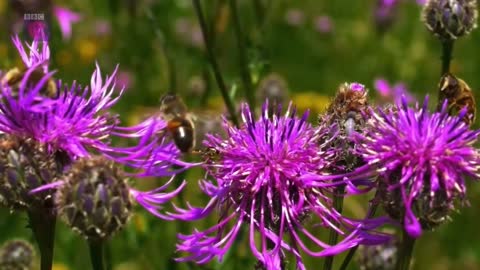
[374,0,400,33]
[285,8,305,26]
[313,15,334,34]
[352,96,480,237]
[25,20,49,42]
[116,70,134,91]
[94,19,112,36]
[165,101,390,270]
[53,6,81,40]
[374,78,414,103]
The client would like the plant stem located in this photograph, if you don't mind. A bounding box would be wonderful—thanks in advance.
[253,0,266,28]
[28,209,56,270]
[322,186,346,270]
[105,242,113,270]
[339,196,380,270]
[192,0,239,127]
[229,0,256,111]
[88,240,105,270]
[441,39,454,76]
[395,230,416,270]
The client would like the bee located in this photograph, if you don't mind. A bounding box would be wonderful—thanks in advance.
[437,73,476,126]
[159,93,195,153]
[1,66,58,98]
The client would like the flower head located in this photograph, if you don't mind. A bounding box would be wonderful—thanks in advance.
[12,35,50,73]
[422,0,478,40]
[356,237,398,270]
[353,96,480,237]
[56,156,133,240]
[168,101,390,270]
[0,36,193,214]
[320,83,370,174]
[0,239,35,270]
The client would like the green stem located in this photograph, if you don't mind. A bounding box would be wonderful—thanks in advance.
[88,240,105,270]
[192,0,239,127]
[28,209,56,270]
[229,0,256,111]
[339,196,380,270]
[253,0,266,28]
[105,242,113,270]
[395,230,416,270]
[322,186,346,270]
[441,39,454,76]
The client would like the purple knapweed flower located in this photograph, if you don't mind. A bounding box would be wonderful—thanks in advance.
[53,6,81,40]
[0,37,192,213]
[166,101,390,270]
[12,35,50,73]
[352,96,480,238]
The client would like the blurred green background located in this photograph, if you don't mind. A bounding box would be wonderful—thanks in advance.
[1,0,480,269]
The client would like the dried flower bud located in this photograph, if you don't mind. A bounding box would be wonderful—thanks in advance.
[356,237,398,270]
[56,156,133,240]
[437,73,476,126]
[320,82,370,172]
[0,239,35,270]
[0,135,69,211]
[422,0,478,40]
[256,73,289,112]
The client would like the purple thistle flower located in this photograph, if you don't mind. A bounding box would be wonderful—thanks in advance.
[0,36,193,213]
[12,35,50,73]
[352,96,480,238]
[53,6,81,40]
[166,101,390,270]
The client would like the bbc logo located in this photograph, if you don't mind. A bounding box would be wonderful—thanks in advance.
[24,13,45,21]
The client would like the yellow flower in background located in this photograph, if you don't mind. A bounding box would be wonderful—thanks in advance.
[207,96,226,112]
[0,43,8,60]
[75,39,98,63]
[0,0,6,14]
[52,263,70,270]
[126,106,158,127]
[292,92,331,114]
[133,213,148,234]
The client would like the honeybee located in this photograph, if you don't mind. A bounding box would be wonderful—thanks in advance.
[437,73,476,126]
[159,93,195,153]
[1,66,58,98]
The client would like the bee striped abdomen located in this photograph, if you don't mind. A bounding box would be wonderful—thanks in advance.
[167,117,195,153]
